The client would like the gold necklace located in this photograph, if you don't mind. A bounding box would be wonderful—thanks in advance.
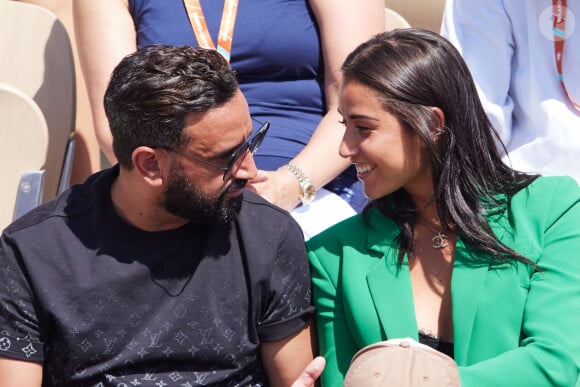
[417,218,449,249]
[416,195,436,213]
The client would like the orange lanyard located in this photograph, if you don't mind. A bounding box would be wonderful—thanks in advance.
[553,0,580,112]
[183,0,239,63]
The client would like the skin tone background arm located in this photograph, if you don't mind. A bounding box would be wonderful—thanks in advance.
[73,0,136,164]
[249,0,385,210]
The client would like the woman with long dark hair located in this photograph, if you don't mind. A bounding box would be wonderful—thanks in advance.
[307,29,580,386]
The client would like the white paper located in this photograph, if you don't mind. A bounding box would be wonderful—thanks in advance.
[291,188,357,241]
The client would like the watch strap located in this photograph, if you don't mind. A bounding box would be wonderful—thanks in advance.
[285,163,316,204]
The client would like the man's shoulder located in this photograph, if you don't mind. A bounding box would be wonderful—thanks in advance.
[236,190,306,249]
[239,190,299,225]
[3,169,111,237]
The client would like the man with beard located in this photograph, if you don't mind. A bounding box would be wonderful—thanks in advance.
[0,45,321,386]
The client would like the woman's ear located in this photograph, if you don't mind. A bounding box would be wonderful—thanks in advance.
[430,107,445,140]
[132,146,165,187]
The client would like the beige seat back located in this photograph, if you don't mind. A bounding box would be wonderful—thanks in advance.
[0,0,76,202]
[385,7,411,31]
[385,0,446,32]
[0,82,49,230]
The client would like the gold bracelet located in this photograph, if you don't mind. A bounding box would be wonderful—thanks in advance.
[285,163,316,205]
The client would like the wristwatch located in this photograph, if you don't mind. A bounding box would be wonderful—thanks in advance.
[285,163,316,205]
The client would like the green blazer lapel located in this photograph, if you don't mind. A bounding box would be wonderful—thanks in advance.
[451,238,490,364]
[451,210,511,364]
[366,264,419,341]
[365,210,419,341]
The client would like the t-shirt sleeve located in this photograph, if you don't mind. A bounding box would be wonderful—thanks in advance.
[0,231,45,362]
[256,217,314,342]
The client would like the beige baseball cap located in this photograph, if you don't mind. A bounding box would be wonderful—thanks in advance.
[343,338,461,386]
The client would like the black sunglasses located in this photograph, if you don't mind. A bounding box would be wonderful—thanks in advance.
[165,120,270,181]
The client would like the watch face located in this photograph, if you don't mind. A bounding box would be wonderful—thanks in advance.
[302,183,316,203]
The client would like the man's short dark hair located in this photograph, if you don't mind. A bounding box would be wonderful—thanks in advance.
[104,45,238,168]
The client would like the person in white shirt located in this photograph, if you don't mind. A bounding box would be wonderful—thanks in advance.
[441,0,580,181]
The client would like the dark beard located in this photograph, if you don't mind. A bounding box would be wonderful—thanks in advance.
[162,162,244,225]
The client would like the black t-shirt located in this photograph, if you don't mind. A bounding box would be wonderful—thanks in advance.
[0,167,314,386]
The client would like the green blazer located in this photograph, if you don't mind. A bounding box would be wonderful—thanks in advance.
[307,176,580,387]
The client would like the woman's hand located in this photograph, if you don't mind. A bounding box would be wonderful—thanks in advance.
[248,168,301,211]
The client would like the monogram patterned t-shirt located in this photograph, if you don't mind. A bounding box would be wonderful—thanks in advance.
[0,167,314,386]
